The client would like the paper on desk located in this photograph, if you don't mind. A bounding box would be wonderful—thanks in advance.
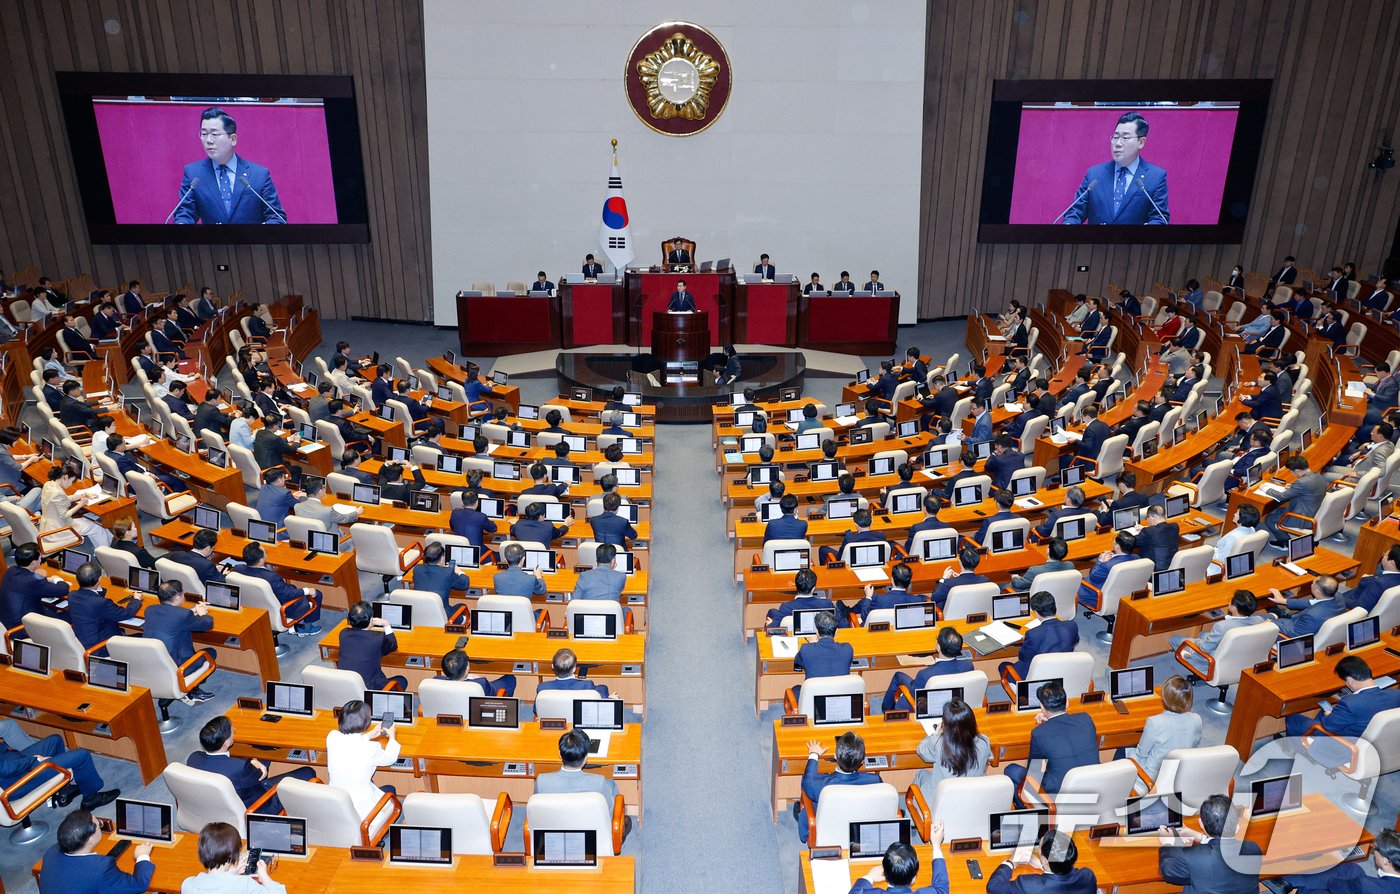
[771,636,799,657]
[834,415,859,427]
[122,617,146,628]
[291,382,313,392]
[810,856,854,894]
[852,566,889,583]
[1003,402,1024,413]
[1182,532,1203,542]
[1014,498,1042,509]
[1280,562,1307,576]
[1050,431,1082,445]
[1255,483,1285,499]
[921,469,942,481]
[588,730,612,759]
[333,503,358,515]
[978,621,1024,648]
[1345,381,1367,398]
[918,718,942,737]
[986,335,1008,342]
[124,434,154,448]
[297,444,318,453]
[86,391,109,400]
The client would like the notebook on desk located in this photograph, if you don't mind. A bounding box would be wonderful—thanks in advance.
[965,621,1023,655]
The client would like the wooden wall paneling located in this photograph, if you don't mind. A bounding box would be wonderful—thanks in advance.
[920,0,1400,321]
[0,0,431,323]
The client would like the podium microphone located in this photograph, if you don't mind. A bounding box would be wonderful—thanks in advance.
[164,178,200,224]
[240,173,287,223]
[1135,176,1168,223]
[1051,179,1097,224]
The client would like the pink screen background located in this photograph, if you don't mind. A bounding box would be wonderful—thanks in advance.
[92,102,338,224]
[1008,107,1238,225]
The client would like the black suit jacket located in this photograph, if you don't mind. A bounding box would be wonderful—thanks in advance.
[186,750,270,806]
[987,863,1098,894]
[1028,711,1098,794]
[667,248,692,265]
[338,626,397,690]
[1157,839,1263,894]
[1270,266,1298,286]
[1134,522,1179,570]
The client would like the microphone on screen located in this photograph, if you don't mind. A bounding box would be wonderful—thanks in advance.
[1051,179,1098,224]
[1135,176,1169,224]
[164,178,200,224]
[241,173,288,224]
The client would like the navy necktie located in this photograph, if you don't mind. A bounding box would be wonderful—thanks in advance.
[1113,166,1128,213]
[218,164,233,212]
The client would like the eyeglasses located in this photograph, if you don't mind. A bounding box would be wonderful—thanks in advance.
[1110,135,1142,144]
[199,131,231,139]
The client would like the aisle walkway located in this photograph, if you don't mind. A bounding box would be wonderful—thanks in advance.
[639,420,784,893]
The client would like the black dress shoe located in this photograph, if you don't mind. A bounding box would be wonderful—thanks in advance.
[51,783,81,807]
[80,788,120,811]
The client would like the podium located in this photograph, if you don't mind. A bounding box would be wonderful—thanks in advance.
[652,311,710,384]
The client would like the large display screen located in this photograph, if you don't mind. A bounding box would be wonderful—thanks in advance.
[979,79,1271,244]
[58,72,369,244]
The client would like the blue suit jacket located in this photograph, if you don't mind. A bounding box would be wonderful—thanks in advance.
[0,566,69,629]
[909,657,976,693]
[794,636,855,679]
[537,676,609,698]
[970,411,994,442]
[851,859,949,894]
[186,750,271,806]
[493,566,545,597]
[1007,618,1080,680]
[257,484,299,527]
[764,514,808,543]
[143,602,214,665]
[571,566,626,602]
[1158,838,1263,894]
[765,593,839,627]
[973,510,1016,545]
[449,508,497,547]
[67,587,139,650]
[163,550,226,585]
[1348,570,1400,612]
[1078,553,1135,604]
[338,627,397,690]
[1035,505,1088,539]
[1077,419,1112,463]
[906,518,957,553]
[1028,711,1099,794]
[931,572,991,609]
[1134,522,1180,570]
[1276,596,1348,638]
[412,562,469,609]
[853,587,924,622]
[234,563,303,603]
[800,759,881,815]
[589,512,637,545]
[37,844,155,894]
[1244,380,1285,420]
[1319,686,1400,738]
[1062,158,1169,225]
[173,156,286,224]
[986,450,1025,489]
[667,291,697,312]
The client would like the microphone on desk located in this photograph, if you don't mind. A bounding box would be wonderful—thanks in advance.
[240,174,288,223]
[164,178,200,224]
[1051,179,1097,224]
[1135,176,1168,223]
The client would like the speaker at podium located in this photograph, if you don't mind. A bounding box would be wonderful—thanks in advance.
[652,310,710,384]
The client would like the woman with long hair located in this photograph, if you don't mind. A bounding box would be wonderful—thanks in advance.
[912,697,992,794]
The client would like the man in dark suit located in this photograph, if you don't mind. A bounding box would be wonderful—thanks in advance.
[58,317,96,360]
[369,364,394,407]
[850,562,923,623]
[1095,471,1148,526]
[449,490,498,551]
[1346,544,1400,612]
[1243,371,1286,421]
[195,286,219,320]
[754,253,776,279]
[930,547,992,610]
[1057,369,1092,412]
[40,368,65,412]
[511,500,571,545]
[588,492,638,546]
[902,347,929,386]
[765,568,844,628]
[1315,310,1347,345]
[666,244,692,267]
[187,716,316,815]
[1134,505,1180,570]
[142,581,215,701]
[173,107,285,224]
[1004,681,1098,804]
[1269,256,1298,289]
[0,543,70,629]
[833,271,856,294]
[986,436,1027,492]
[863,270,885,293]
[1171,364,1204,403]
[66,562,140,653]
[538,648,611,700]
[88,303,121,340]
[1285,827,1399,894]
[792,611,854,691]
[1078,532,1139,607]
[1268,573,1349,639]
[1071,404,1112,473]
[905,495,957,554]
[582,254,604,279]
[234,541,323,635]
[163,528,227,585]
[530,271,554,293]
[819,508,892,566]
[1085,324,1113,362]
[666,279,697,312]
[1034,487,1090,541]
[972,491,1019,545]
[880,626,973,713]
[1062,112,1168,225]
[120,280,145,316]
[999,592,1080,681]
[1283,656,1400,767]
[192,394,228,439]
[796,731,881,842]
[1007,383,1054,441]
[1079,299,1104,339]
[253,417,298,471]
[58,381,106,429]
[1244,312,1288,356]
[338,601,406,691]
[987,831,1098,894]
[436,647,516,697]
[764,493,808,543]
[1363,277,1393,312]
[1158,795,1263,894]
[37,809,152,894]
[162,380,195,421]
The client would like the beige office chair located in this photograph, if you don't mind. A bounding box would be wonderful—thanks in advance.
[1025,759,1137,833]
[534,688,606,722]
[1314,607,1367,651]
[783,673,865,719]
[127,470,199,521]
[1001,651,1095,701]
[164,761,273,835]
[1080,557,1154,643]
[387,587,465,627]
[94,545,140,584]
[758,538,812,570]
[1024,569,1083,622]
[1306,707,1400,813]
[314,420,348,462]
[475,594,547,633]
[941,582,1001,621]
[565,600,632,636]
[524,792,626,857]
[349,522,422,584]
[227,444,263,491]
[402,791,510,855]
[0,757,72,844]
[1166,545,1215,585]
[226,571,317,656]
[156,556,207,598]
[106,636,216,733]
[894,669,991,714]
[277,778,400,847]
[22,613,92,673]
[1370,586,1400,630]
[1132,744,1239,811]
[0,501,78,555]
[302,665,371,711]
[807,783,900,848]
[907,774,1015,843]
[417,678,488,719]
[1175,620,1279,714]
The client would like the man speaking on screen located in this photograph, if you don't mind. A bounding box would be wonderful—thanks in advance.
[1061,111,1169,225]
[172,107,286,224]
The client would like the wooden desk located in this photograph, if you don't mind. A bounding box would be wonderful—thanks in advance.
[1225,632,1400,755]
[1353,515,1400,576]
[425,357,522,413]
[405,564,651,630]
[0,666,168,783]
[148,520,363,609]
[223,707,645,817]
[315,622,648,708]
[35,832,637,894]
[1106,548,1361,668]
[769,696,1159,818]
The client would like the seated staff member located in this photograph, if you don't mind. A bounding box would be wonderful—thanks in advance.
[234,542,323,636]
[803,273,824,295]
[988,831,1098,894]
[538,647,609,698]
[338,600,407,691]
[188,716,317,816]
[0,541,70,628]
[1157,795,1262,894]
[144,580,217,702]
[795,731,881,842]
[536,730,632,841]
[881,627,973,714]
[36,808,153,894]
[326,699,399,822]
[582,253,604,279]
[435,647,516,698]
[833,271,856,293]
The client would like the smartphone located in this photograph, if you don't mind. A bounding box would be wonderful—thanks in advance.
[258,714,283,723]
[380,710,395,730]
[1114,699,1130,715]
[455,636,469,649]
[243,847,262,875]
[967,859,983,880]
[77,702,91,712]
[106,839,132,860]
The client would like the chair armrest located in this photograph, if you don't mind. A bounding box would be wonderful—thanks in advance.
[279,598,317,630]
[1303,723,1361,775]
[1020,773,1050,813]
[802,792,817,847]
[245,784,282,815]
[359,790,401,846]
[1174,639,1216,681]
[783,687,799,716]
[1,761,73,820]
[1125,756,1155,792]
[490,792,512,853]
[0,483,17,496]
[84,639,112,658]
[383,678,404,692]
[446,604,469,626]
[3,623,23,652]
[175,650,217,693]
[398,541,423,572]
[535,612,550,633]
[1278,512,1315,534]
[37,526,80,554]
[899,684,916,712]
[905,783,931,841]
[1080,579,1104,611]
[611,794,626,855]
[624,613,635,635]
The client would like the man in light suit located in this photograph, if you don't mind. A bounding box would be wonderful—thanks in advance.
[187,716,316,815]
[1265,455,1329,547]
[535,729,631,840]
[173,107,285,225]
[37,809,153,894]
[1158,795,1262,894]
[410,544,470,614]
[1283,656,1400,765]
[666,279,697,312]
[987,831,1098,894]
[1268,574,1348,638]
[1003,681,1098,805]
[1172,590,1268,673]
[880,627,973,713]
[572,542,626,603]
[1329,421,1396,483]
[493,544,547,597]
[754,253,776,280]
[1062,111,1169,225]
[969,397,993,443]
[999,592,1080,682]
[537,648,609,697]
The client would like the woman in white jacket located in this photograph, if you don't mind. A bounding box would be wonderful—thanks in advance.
[325,699,399,820]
